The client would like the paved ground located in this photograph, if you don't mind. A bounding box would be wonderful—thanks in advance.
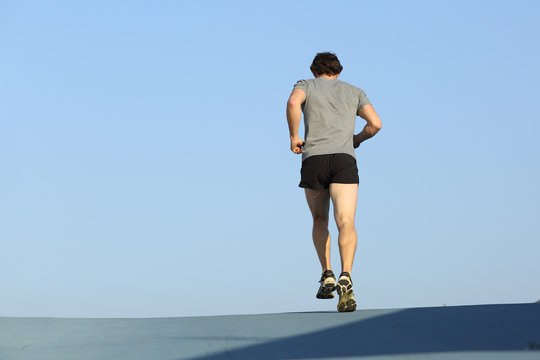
[1,303,540,360]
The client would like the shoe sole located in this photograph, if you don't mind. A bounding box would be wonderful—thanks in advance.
[316,282,336,299]
[337,279,356,312]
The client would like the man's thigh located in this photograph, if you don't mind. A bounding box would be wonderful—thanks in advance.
[304,188,330,219]
[329,183,358,225]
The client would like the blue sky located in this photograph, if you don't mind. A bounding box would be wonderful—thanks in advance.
[1,0,539,317]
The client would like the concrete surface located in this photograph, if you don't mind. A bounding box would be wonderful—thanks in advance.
[1,303,540,359]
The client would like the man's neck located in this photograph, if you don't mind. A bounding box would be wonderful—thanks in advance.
[316,74,339,80]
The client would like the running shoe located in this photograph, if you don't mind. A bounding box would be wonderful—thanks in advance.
[336,272,356,312]
[316,270,336,299]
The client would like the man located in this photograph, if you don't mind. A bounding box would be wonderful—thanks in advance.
[286,52,382,312]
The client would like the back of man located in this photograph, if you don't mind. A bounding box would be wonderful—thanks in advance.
[294,77,370,160]
[286,52,381,312]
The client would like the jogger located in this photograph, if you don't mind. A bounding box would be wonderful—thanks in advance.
[286,52,382,312]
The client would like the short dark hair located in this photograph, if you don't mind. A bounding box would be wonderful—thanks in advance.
[310,52,343,76]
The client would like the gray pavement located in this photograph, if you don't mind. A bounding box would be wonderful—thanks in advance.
[1,303,540,360]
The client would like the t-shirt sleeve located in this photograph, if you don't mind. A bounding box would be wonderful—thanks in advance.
[293,79,308,94]
[357,88,371,111]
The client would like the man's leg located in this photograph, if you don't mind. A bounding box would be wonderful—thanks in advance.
[329,183,358,312]
[305,188,337,299]
[329,183,358,274]
[304,188,331,271]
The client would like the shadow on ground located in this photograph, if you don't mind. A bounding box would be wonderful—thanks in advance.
[183,303,540,360]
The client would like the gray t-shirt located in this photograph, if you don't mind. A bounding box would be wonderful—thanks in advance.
[293,77,371,161]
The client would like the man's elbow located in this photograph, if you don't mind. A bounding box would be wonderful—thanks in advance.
[287,98,302,109]
[370,119,382,133]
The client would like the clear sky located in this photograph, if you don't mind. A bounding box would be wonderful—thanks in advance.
[1,0,539,318]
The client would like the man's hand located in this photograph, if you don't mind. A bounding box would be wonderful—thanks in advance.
[290,136,304,154]
[353,134,361,149]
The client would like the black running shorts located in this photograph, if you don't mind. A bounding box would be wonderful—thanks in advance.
[299,153,359,190]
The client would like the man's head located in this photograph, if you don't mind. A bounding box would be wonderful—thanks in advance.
[310,52,343,77]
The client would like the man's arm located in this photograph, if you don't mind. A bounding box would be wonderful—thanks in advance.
[353,104,382,148]
[286,88,307,154]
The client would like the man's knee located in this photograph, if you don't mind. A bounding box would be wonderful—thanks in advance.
[312,213,329,225]
[335,215,355,230]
